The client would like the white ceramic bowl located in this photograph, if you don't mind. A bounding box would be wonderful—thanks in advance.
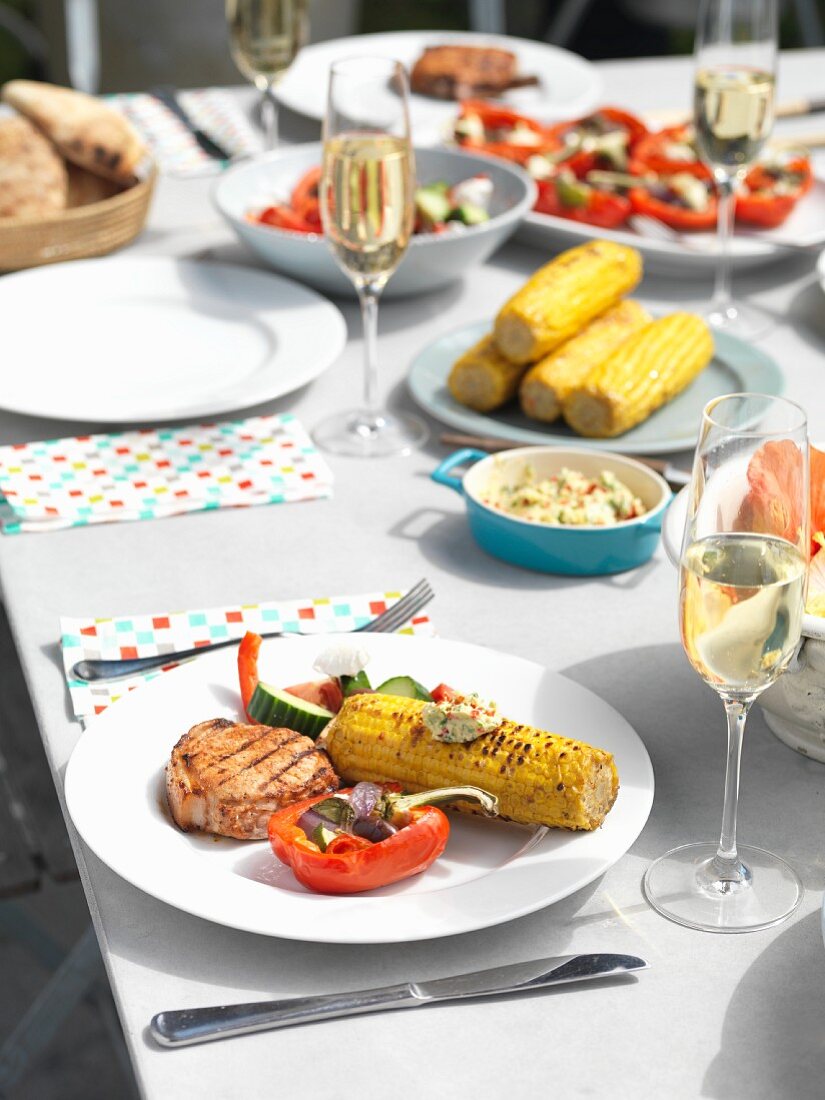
[663,485,825,762]
[213,144,537,299]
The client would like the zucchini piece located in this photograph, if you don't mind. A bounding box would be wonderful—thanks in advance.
[375,675,433,702]
[247,681,333,738]
[312,823,340,852]
[340,670,372,697]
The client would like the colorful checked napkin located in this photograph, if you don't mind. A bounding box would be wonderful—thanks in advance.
[61,588,434,724]
[109,89,263,176]
[0,413,332,534]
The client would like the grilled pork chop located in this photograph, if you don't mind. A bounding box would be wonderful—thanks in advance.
[166,718,339,840]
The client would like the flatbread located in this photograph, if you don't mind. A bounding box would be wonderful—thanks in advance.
[0,114,67,219]
[1,80,148,185]
[66,162,121,207]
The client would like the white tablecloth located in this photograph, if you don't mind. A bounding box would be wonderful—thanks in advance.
[3,51,825,1100]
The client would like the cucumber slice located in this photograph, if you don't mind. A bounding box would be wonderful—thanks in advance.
[415,186,451,225]
[247,682,333,739]
[340,670,372,697]
[375,675,433,702]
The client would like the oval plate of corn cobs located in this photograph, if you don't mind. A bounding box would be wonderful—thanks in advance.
[408,241,784,455]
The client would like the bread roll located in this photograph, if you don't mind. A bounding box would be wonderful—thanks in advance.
[2,80,148,185]
[0,114,67,219]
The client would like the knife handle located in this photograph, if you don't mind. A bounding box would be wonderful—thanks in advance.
[150,983,417,1047]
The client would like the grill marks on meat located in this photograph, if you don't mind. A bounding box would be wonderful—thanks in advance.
[410,45,538,100]
[166,719,339,840]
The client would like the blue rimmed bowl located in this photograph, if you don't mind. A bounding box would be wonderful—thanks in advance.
[432,446,671,576]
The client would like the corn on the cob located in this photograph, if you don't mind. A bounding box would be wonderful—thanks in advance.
[519,299,652,423]
[493,240,643,366]
[320,694,619,831]
[563,311,713,438]
[447,332,528,412]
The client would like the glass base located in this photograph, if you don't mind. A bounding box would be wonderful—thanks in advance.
[696,298,774,340]
[643,842,803,933]
[312,409,428,458]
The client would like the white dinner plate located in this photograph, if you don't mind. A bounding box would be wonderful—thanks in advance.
[276,31,601,142]
[517,178,825,275]
[0,257,347,424]
[408,319,784,455]
[65,633,653,943]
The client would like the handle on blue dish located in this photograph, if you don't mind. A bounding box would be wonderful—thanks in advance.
[431,449,488,494]
[638,491,673,535]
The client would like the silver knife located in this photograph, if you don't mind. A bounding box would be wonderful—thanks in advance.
[150,85,233,161]
[150,953,648,1047]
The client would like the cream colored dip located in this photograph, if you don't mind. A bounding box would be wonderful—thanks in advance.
[482,465,646,527]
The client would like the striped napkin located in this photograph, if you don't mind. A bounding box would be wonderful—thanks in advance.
[109,88,264,176]
[0,413,332,534]
[61,588,434,724]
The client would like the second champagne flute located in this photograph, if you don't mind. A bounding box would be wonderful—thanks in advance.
[644,393,808,932]
[226,0,308,151]
[693,0,777,339]
[315,57,428,458]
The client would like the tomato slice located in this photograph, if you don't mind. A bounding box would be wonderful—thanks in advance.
[255,204,317,233]
[290,166,322,211]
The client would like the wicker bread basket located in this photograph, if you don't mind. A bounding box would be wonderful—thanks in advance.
[0,168,155,272]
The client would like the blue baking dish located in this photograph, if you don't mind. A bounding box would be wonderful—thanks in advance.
[432,446,672,576]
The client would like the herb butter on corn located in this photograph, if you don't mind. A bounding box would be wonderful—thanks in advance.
[320,693,620,831]
[422,693,500,743]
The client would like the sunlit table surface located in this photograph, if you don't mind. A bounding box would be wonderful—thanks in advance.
[3,50,825,1100]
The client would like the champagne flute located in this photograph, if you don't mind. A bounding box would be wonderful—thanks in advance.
[693,0,777,339]
[314,57,428,458]
[644,393,808,932]
[226,0,308,151]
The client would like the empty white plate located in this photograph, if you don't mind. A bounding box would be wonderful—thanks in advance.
[0,257,347,423]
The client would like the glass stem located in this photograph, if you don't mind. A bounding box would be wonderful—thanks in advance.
[261,85,278,151]
[714,697,752,878]
[358,285,383,426]
[711,176,736,313]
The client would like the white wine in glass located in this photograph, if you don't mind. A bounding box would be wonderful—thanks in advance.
[226,0,307,150]
[644,393,808,933]
[692,0,777,339]
[315,57,428,458]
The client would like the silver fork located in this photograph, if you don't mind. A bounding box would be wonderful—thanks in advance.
[69,579,434,683]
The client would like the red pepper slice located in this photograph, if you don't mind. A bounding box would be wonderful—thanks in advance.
[268,790,451,894]
[735,157,813,228]
[535,178,631,228]
[546,106,649,178]
[237,630,262,719]
[629,124,712,182]
[453,99,558,165]
[628,186,718,231]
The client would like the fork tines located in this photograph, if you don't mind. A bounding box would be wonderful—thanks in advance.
[362,578,434,633]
